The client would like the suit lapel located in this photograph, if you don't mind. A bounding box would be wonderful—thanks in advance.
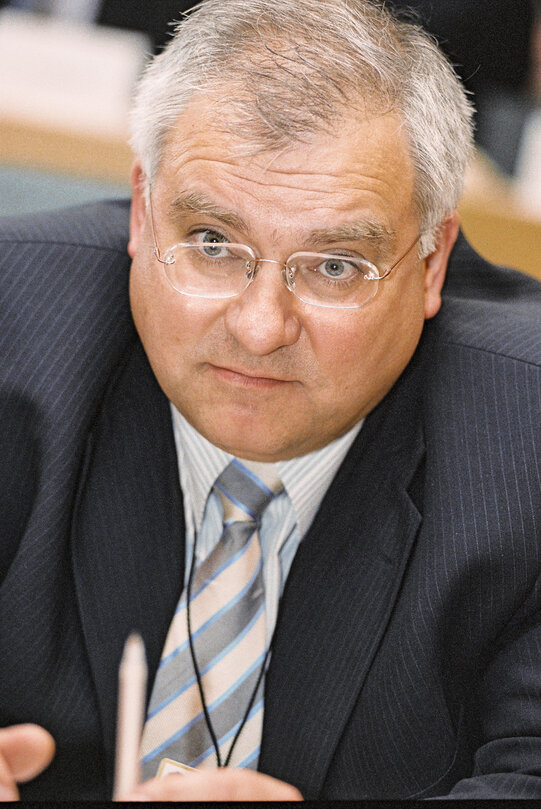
[70,339,186,794]
[71,330,427,796]
[260,352,426,798]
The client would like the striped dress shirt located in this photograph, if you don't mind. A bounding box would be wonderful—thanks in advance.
[170,404,363,645]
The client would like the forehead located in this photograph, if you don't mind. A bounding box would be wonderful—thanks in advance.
[154,93,417,238]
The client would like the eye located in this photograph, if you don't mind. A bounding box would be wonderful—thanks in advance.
[192,229,230,257]
[316,256,360,281]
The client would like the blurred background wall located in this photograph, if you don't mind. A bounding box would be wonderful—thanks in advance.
[0,0,540,278]
[389,0,541,277]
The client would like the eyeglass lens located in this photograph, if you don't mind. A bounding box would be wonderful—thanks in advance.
[162,243,380,308]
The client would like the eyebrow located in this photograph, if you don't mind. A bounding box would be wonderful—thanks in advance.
[307,221,397,254]
[168,191,248,233]
[168,191,396,256]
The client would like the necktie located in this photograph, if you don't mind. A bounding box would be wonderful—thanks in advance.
[141,459,282,776]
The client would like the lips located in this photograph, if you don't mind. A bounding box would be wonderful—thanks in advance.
[209,364,292,388]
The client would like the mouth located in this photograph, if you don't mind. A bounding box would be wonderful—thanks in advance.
[209,364,293,389]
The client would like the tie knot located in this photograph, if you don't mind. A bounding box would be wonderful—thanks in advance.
[214,459,283,524]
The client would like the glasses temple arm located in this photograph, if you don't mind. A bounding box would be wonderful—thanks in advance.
[146,187,166,263]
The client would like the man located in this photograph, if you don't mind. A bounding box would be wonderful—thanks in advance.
[0,0,540,800]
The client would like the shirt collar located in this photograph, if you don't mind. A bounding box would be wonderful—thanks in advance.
[171,405,231,533]
[275,422,363,538]
[170,404,363,540]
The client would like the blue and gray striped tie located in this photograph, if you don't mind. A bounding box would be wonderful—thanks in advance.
[141,459,282,775]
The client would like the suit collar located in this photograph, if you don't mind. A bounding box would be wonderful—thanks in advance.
[70,339,185,794]
[260,349,427,797]
[71,334,427,796]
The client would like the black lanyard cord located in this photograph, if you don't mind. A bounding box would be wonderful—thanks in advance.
[186,528,223,766]
[186,529,273,768]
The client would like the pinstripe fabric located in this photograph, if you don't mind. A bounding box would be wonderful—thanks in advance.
[0,202,136,799]
[1,203,541,800]
[261,328,541,799]
[171,406,363,646]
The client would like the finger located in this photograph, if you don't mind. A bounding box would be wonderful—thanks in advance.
[125,768,303,802]
[0,748,18,802]
[0,724,55,783]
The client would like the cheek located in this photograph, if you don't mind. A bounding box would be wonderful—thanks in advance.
[367,280,427,388]
[129,257,154,339]
[306,319,378,407]
[309,281,426,411]
[130,258,191,371]
[130,258,226,383]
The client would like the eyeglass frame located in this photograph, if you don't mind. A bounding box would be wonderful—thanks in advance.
[146,188,421,311]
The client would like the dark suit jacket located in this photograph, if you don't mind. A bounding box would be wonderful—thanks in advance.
[0,201,540,800]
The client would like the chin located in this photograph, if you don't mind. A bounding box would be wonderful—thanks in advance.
[215,432,284,462]
[199,418,293,462]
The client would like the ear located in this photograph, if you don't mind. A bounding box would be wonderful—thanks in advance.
[127,159,148,259]
[423,212,460,320]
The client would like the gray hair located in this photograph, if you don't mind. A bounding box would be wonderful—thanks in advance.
[130,0,474,255]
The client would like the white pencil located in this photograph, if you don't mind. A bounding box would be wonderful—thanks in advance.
[113,632,148,800]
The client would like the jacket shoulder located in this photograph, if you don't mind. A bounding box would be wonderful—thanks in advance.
[436,234,541,368]
[0,198,136,423]
[0,200,137,578]
[0,199,133,340]
[0,198,131,253]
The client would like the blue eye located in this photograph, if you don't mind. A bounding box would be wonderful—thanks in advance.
[193,229,229,257]
[317,257,359,281]
[323,259,345,277]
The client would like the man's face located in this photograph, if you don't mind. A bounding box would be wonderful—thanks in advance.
[128,96,457,462]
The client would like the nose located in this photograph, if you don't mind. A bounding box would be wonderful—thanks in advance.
[224,259,302,355]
